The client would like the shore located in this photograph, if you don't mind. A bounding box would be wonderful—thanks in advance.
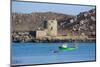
[12,31,96,43]
[12,38,96,43]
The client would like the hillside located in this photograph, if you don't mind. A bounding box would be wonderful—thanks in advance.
[70,9,96,37]
[11,12,74,31]
[11,9,96,42]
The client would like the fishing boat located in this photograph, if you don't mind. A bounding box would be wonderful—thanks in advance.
[59,43,78,51]
[59,31,79,51]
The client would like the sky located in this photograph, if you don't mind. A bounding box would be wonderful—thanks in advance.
[12,1,95,15]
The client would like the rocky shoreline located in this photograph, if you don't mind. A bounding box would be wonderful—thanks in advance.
[12,32,96,43]
[12,40,96,43]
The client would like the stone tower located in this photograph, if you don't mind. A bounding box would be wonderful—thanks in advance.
[47,19,57,36]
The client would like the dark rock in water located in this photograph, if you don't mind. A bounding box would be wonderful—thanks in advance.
[53,51,59,53]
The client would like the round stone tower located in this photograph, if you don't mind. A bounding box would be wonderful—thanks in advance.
[47,19,57,36]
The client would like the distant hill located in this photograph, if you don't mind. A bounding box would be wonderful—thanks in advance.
[11,12,74,31]
[12,9,96,37]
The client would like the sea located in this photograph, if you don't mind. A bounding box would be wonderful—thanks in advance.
[11,42,96,66]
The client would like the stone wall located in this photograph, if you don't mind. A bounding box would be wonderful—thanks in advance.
[36,30,47,39]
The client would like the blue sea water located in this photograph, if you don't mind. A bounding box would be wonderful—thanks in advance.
[11,43,96,65]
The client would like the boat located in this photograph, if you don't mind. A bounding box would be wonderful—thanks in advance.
[59,43,77,51]
[59,31,79,51]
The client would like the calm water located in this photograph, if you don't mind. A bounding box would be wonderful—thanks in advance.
[12,43,96,65]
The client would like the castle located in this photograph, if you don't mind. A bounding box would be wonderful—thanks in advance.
[36,19,57,39]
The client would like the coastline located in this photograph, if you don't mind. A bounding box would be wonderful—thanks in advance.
[12,39,96,43]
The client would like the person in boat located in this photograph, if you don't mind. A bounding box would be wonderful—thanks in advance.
[59,43,68,49]
[62,44,68,48]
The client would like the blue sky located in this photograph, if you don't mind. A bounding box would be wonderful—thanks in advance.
[12,1,95,15]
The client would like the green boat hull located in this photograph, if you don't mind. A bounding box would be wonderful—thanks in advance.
[59,47,77,51]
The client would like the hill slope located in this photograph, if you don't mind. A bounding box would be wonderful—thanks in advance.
[12,9,96,38]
